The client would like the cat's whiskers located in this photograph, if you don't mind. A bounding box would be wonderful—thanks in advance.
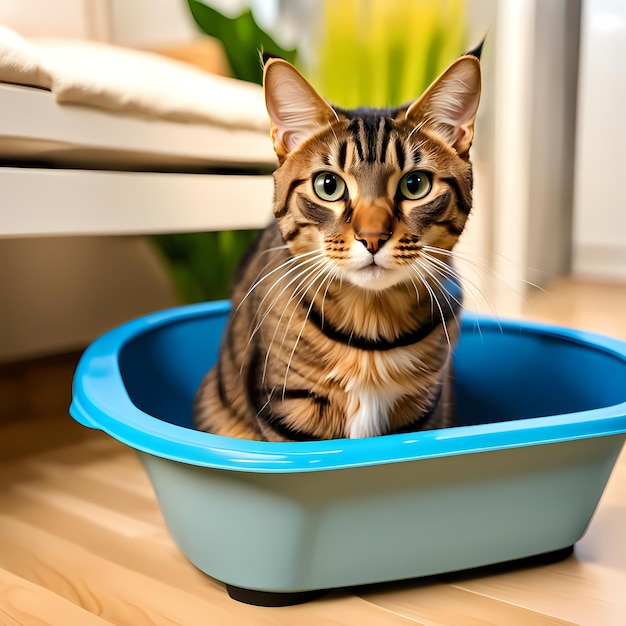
[320,265,342,326]
[407,261,452,352]
[423,245,504,304]
[308,266,345,394]
[277,257,337,363]
[414,256,463,311]
[249,258,327,351]
[260,257,334,387]
[419,251,488,342]
[238,245,292,311]
[259,244,289,256]
[236,248,322,313]
[420,252,483,315]
[412,257,462,339]
[406,261,435,319]
[255,386,276,422]
[418,249,501,342]
[277,259,333,353]
[281,261,339,400]
[240,253,327,375]
[420,245,499,320]
[423,243,545,305]
[401,266,423,306]
[282,265,341,400]
[249,252,325,329]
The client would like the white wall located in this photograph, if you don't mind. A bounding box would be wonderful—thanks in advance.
[573,0,626,280]
[526,0,580,285]
[106,0,198,47]
[0,0,199,43]
[462,0,581,316]
[0,237,177,362]
[0,0,95,39]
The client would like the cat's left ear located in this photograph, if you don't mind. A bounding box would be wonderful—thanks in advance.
[264,58,338,162]
[406,56,481,156]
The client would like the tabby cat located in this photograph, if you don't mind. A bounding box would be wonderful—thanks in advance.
[193,46,482,441]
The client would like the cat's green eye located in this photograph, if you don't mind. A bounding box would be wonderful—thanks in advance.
[313,172,346,202]
[399,171,432,200]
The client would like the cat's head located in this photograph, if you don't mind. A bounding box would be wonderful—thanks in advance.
[263,51,481,292]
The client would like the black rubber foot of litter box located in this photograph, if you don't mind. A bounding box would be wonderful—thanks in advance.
[487,545,575,573]
[528,545,575,566]
[226,584,328,607]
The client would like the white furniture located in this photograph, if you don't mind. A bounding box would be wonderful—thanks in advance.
[573,0,626,280]
[0,82,275,237]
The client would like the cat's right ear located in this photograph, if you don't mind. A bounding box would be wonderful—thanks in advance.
[263,58,338,162]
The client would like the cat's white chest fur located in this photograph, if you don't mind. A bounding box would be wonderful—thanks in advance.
[326,350,412,438]
[347,388,395,438]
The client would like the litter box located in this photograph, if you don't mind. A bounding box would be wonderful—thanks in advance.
[70,301,626,605]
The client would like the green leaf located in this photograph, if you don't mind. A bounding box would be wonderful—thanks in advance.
[150,230,260,303]
[187,0,297,84]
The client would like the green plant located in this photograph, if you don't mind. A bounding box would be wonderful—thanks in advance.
[308,0,466,108]
[187,0,297,84]
[152,230,261,303]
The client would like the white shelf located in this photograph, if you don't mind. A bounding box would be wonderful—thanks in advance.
[1,167,274,236]
[0,82,276,237]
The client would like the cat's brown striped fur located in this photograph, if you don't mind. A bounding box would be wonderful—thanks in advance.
[193,48,482,441]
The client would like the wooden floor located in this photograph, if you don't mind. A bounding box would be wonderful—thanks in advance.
[1,277,626,625]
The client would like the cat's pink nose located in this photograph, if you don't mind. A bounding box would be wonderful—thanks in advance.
[355,230,392,254]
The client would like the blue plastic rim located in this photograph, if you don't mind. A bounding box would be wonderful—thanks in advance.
[70,301,626,473]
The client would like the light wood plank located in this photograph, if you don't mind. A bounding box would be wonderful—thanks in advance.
[0,568,112,625]
[359,583,578,626]
[0,412,99,466]
[14,454,162,530]
[523,278,626,340]
[0,515,420,626]
[451,560,626,626]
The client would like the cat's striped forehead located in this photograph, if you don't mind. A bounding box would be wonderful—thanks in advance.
[299,110,459,189]
[334,108,405,165]
[332,117,417,173]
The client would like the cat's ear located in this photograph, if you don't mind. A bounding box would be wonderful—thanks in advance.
[263,58,338,161]
[406,56,481,156]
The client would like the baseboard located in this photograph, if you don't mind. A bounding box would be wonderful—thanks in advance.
[573,244,626,281]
